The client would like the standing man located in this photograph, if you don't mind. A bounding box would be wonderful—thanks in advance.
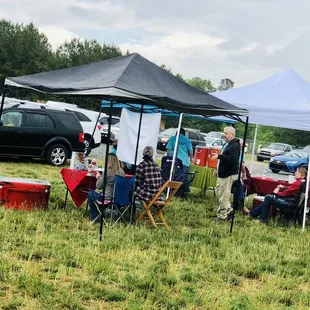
[211,127,240,221]
[166,128,193,192]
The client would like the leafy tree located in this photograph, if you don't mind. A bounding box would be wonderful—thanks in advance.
[160,64,184,81]
[186,77,216,92]
[55,38,122,69]
[0,19,55,93]
[218,78,234,91]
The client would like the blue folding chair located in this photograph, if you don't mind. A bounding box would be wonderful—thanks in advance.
[109,175,136,225]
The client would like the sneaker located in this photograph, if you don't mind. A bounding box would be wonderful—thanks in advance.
[212,216,228,222]
[227,212,234,220]
[242,207,250,216]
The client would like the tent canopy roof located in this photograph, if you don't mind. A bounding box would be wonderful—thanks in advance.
[5,53,247,118]
[211,69,310,131]
[101,100,236,123]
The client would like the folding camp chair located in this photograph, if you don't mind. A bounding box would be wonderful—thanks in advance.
[276,181,307,225]
[109,175,135,225]
[136,180,182,228]
[161,156,196,197]
[89,175,135,225]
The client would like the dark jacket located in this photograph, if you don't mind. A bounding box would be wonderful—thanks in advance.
[217,138,240,178]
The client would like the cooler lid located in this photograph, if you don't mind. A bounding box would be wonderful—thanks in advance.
[0,176,51,186]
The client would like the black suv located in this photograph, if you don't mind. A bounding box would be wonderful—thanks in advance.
[0,107,85,166]
[157,128,206,151]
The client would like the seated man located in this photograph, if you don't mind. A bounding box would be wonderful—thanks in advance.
[135,146,162,203]
[243,167,307,223]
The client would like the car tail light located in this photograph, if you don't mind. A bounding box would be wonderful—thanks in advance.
[79,133,84,143]
[97,124,102,130]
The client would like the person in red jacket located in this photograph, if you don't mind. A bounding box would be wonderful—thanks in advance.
[243,167,307,223]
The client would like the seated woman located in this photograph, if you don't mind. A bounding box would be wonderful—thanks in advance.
[135,146,162,203]
[111,139,135,175]
[88,153,125,223]
[243,167,307,223]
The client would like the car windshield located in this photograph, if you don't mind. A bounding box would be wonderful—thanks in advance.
[302,145,310,151]
[161,128,177,136]
[206,132,222,138]
[103,122,120,129]
[204,137,216,144]
[285,151,308,158]
[267,143,286,151]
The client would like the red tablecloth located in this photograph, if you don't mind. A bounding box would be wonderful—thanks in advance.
[251,177,289,196]
[60,168,97,207]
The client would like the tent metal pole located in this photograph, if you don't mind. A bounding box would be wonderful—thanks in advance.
[169,113,183,182]
[89,104,103,154]
[99,99,113,241]
[167,113,183,199]
[249,124,258,173]
[0,86,7,121]
[302,154,310,231]
[230,116,249,234]
[134,103,144,169]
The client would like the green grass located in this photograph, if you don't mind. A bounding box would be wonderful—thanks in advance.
[1,160,310,309]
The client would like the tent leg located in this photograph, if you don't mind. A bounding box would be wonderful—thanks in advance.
[302,154,310,231]
[133,104,144,170]
[166,113,183,199]
[89,104,103,154]
[249,124,258,173]
[99,99,114,241]
[230,116,249,234]
[0,86,7,122]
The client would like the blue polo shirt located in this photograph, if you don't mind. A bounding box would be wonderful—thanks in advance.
[167,135,193,167]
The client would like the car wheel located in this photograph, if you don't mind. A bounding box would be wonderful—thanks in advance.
[46,144,68,166]
[84,136,92,156]
[271,169,279,173]
[257,157,264,162]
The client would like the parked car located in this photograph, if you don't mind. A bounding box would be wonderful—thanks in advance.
[101,122,120,143]
[157,128,206,151]
[269,150,309,173]
[5,99,102,156]
[44,102,102,156]
[203,137,226,147]
[257,143,292,162]
[62,108,101,156]
[204,131,224,139]
[0,107,85,166]
[302,145,310,152]
[99,115,120,126]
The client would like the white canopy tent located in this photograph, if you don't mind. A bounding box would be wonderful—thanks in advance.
[211,68,310,230]
[211,69,310,131]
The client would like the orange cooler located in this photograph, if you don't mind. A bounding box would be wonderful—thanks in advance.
[194,146,209,166]
[207,146,222,168]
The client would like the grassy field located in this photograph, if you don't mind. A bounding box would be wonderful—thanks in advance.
[1,160,310,309]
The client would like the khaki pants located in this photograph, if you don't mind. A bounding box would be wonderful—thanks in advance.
[215,175,237,219]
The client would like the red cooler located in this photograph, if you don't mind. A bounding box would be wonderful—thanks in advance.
[0,177,51,210]
[194,146,209,166]
[207,146,222,169]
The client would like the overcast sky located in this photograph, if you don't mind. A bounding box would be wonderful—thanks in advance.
[1,0,309,87]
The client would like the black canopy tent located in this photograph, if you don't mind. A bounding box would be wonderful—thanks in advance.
[2,53,248,235]
[4,53,247,118]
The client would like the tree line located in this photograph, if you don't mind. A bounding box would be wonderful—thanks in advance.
[0,19,309,146]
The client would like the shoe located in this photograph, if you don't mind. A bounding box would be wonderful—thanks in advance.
[253,219,268,224]
[242,206,250,216]
[227,210,234,219]
[212,216,228,222]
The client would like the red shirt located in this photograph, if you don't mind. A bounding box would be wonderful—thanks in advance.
[277,179,304,197]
